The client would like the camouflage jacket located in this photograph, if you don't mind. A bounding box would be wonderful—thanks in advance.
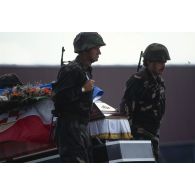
[121,68,166,134]
[52,56,93,120]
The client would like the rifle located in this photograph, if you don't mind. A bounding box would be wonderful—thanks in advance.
[61,46,65,66]
[137,51,143,72]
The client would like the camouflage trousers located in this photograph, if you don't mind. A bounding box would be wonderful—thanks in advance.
[54,117,92,163]
[131,126,160,162]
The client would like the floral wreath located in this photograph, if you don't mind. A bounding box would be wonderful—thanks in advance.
[0,83,52,114]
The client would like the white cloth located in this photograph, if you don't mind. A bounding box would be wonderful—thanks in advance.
[88,118,132,140]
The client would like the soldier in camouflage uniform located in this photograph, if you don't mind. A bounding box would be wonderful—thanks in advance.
[120,43,171,162]
[52,32,106,162]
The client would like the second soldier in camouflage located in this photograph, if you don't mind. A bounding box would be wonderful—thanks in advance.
[120,43,171,162]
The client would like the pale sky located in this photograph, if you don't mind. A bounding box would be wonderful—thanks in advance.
[0,32,195,66]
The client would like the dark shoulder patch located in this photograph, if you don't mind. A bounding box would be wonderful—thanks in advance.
[57,61,82,80]
[64,61,82,72]
[131,70,146,80]
[136,69,150,81]
[126,73,141,88]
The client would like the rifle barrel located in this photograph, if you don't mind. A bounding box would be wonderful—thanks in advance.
[61,47,65,66]
[137,51,143,72]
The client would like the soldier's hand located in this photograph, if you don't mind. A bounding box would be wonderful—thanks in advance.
[82,80,95,92]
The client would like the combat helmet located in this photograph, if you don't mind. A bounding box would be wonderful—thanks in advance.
[143,43,171,62]
[73,32,106,53]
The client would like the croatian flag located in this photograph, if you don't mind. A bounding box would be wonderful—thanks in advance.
[0,85,104,144]
[0,99,54,143]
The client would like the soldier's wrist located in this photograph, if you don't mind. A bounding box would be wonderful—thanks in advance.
[82,87,86,93]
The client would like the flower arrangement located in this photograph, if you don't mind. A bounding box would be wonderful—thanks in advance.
[0,83,52,114]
